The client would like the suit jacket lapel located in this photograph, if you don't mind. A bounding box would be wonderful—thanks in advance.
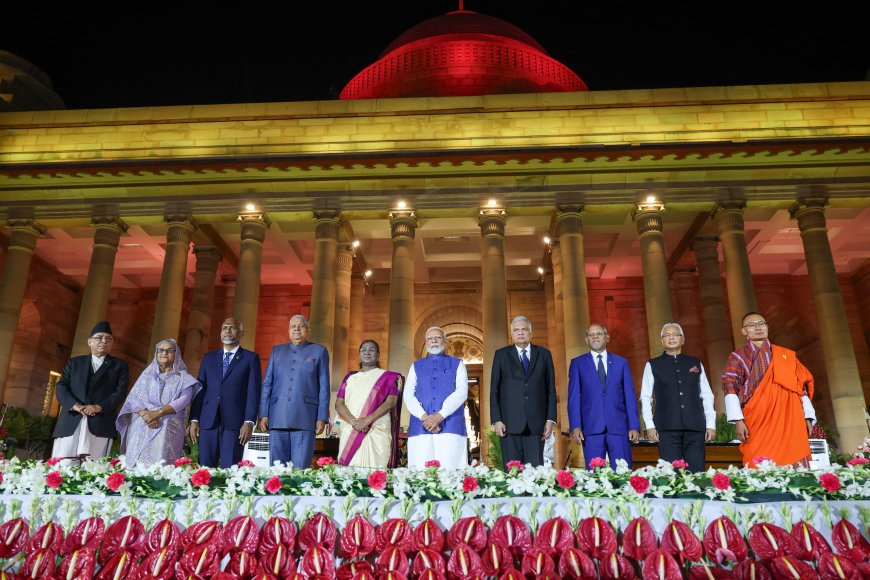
[221,349,243,383]
[92,356,111,383]
[527,345,538,375]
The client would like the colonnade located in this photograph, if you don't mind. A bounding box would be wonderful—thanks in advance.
[0,197,867,456]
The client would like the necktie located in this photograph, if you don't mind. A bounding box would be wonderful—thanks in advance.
[521,349,530,374]
[597,354,606,387]
[222,351,232,377]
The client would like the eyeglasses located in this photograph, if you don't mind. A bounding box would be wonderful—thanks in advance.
[661,333,683,339]
[743,321,768,329]
[587,332,607,338]
[90,335,114,342]
[156,348,176,354]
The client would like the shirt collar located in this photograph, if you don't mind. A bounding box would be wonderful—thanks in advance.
[515,344,531,357]
[223,344,240,356]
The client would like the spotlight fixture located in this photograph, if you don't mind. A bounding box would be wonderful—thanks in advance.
[543,236,551,245]
[352,240,360,248]
[245,203,256,212]
[364,270,373,278]
[637,195,666,212]
[537,267,545,275]
[396,200,407,209]
[487,198,497,207]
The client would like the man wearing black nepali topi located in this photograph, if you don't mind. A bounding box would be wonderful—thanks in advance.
[52,320,129,459]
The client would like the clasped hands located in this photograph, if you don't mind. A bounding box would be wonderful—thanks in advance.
[72,403,102,417]
[421,412,444,433]
[137,408,164,429]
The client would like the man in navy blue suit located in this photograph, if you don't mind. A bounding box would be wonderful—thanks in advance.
[188,318,262,468]
[567,323,640,469]
[258,315,330,468]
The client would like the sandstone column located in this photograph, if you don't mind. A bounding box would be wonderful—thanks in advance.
[332,243,354,396]
[672,269,704,356]
[556,207,591,362]
[387,206,417,384]
[714,201,759,344]
[544,272,567,468]
[221,276,237,320]
[634,204,675,358]
[551,243,578,466]
[183,245,222,375]
[150,215,196,348]
[348,276,366,365]
[479,204,509,464]
[791,197,869,453]
[71,216,128,356]
[0,219,45,401]
[692,236,732,413]
[308,212,341,370]
[233,212,270,351]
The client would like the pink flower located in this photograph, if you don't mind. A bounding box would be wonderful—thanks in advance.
[0,472,3,484]
[45,471,63,489]
[174,457,193,467]
[629,475,650,494]
[463,476,479,493]
[316,456,336,468]
[106,472,126,492]
[265,476,283,494]
[712,473,731,491]
[46,457,63,466]
[847,457,869,467]
[191,468,212,487]
[424,460,441,469]
[237,459,255,468]
[588,457,607,469]
[556,470,575,489]
[108,458,121,468]
[753,456,773,465]
[368,470,387,491]
[819,473,842,493]
[505,460,523,472]
[671,459,688,469]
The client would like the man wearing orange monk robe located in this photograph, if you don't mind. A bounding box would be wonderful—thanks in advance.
[722,312,817,469]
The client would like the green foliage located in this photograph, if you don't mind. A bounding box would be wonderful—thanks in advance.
[715,413,737,443]
[3,406,54,459]
[485,427,503,470]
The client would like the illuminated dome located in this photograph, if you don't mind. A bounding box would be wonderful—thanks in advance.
[340,10,588,100]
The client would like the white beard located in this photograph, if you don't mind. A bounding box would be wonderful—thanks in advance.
[427,344,445,355]
[221,337,237,345]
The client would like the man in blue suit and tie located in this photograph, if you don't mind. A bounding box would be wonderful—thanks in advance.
[567,323,640,469]
[188,318,262,468]
[258,314,330,468]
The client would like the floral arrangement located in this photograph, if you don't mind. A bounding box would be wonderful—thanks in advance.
[1,455,870,503]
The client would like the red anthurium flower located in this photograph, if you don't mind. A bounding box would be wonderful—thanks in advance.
[95,549,137,580]
[222,515,260,555]
[376,546,411,576]
[257,516,296,557]
[45,470,63,489]
[227,547,259,578]
[447,543,484,579]
[703,516,748,565]
[599,552,635,579]
[576,516,618,559]
[0,517,29,558]
[418,571,448,580]
[375,518,414,554]
[379,572,407,580]
[748,522,798,561]
[20,547,57,578]
[25,521,64,556]
[144,518,181,554]
[623,516,659,562]
[190,467,211,487]
[480,541,514,577]
[533,516,575,556]
[642,549,683,580]
[520,548,556,576]
[179,520,223,552]
[298,513,337,552]
[299,545,336,578]
[211,573,238,580]
[100,514,146,564]
[60,516,105,555]
[368,469,388,490]
[860,562,870,577]
[447,516,488,553]
[732,558,773,580]
[137,545,177,579]
[336,559,374,580]
[412,548,446,577]
[769,555,818,579]
[790,519,831,562]
[497,570,525,580]
[258,543,296,578]
[490,514,532,561]
[106,472,126,492]
[57,546,97,580]
[831,518,870,563]
[557,547,596,579]
[687,563,734,578]
[413,518,445,552]
[819,551,859,579]
[175,543,220,578]
[340,514,377,559]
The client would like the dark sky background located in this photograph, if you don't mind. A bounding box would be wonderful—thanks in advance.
[5,1,869,110]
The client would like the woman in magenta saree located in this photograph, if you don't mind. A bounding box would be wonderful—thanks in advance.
[335,340,403,468]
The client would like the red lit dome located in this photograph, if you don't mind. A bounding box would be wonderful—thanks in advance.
[340,10,588,100]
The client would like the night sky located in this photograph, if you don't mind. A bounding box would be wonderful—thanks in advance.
[5,1,869,110]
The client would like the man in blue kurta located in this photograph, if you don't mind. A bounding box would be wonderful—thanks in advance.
[258,315,330,468]
[403,326,469,469]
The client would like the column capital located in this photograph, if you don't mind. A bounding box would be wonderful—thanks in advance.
[555,206,585,236]
[91,216,128,248]
[193,245,222,272]
[239,212,271,243]
[313,210,341,241]
[691,235,720,261]
[478,206,506,237]
[790,197,829,234]
[672,268,697,289]
[164,215,197,243]
[337,244,354,272]
[6,219,46,252]
[713,200,747,234]
[550,241,562,268]
[633,208,664,237]
[389,208,418,240]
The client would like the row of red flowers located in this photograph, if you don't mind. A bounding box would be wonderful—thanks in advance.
[1,507,869,579]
